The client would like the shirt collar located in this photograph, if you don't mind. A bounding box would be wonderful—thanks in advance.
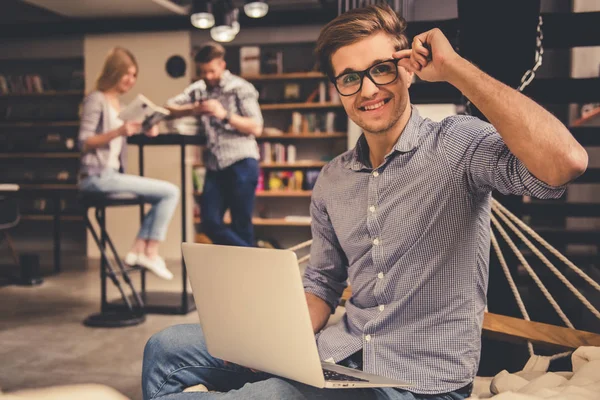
[218,70,231,88]
[347,105,422,171]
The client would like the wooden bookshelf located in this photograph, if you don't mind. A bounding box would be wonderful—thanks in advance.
[256,190,312,197]
[18,183,78,190]
[572,106,600,127]
[260,161,327,169]
[21,214,83,222]
[0,90,84,98]
[261,102,343,111]
[192,161,326,169]
[0,121,80,128]
[194,190,312,198]
[242,72,326,81]
[257,132,346,140]
[0,152,79,159]
[194,216,311,227]
[252,217,311,226]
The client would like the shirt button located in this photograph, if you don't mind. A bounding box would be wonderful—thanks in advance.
[369,205,376,213]
[365,334,372,342]
[377,272,384,279]
[372,171,379,177]
[379,305,385,312]
[373,238,380,246]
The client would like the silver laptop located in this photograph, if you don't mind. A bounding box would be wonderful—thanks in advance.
[182,243,412,389]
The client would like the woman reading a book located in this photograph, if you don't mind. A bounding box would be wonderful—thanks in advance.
[77,46,178,280]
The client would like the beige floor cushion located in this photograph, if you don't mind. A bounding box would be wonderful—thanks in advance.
[0,384,129,400]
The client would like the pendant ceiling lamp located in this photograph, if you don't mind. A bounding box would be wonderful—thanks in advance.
[190,0,269,39]
[210,2,240,43]
[190,0,215,29]
[244,0,269,18]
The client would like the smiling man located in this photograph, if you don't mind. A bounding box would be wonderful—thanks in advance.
[141,5,587,400]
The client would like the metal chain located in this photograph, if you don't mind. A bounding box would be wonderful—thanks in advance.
[517,15,544,92]
[462,15,544,114]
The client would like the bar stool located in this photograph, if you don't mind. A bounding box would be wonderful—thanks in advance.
[79,191,146,327]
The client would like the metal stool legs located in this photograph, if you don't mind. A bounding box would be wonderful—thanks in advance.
[83,207,145,327]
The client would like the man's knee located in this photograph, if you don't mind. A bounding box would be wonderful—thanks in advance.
[144,324,202,363]
[201,218,224,234]
[235,378,308,399]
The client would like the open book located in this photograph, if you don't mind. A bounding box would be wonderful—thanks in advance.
[119,94,170,132]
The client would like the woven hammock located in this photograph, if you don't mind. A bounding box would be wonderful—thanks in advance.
[287,199,600,355]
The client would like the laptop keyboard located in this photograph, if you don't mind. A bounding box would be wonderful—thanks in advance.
[323,369,369,382]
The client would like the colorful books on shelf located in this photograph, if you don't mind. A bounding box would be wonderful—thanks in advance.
[256,168,320,192]
[290,111,336,134]
[0,69,84,94]
[259,142,297,164]
[0,74,44,94]
[262,170,303,191]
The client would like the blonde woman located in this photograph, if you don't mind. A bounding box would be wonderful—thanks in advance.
[78,47,178,280]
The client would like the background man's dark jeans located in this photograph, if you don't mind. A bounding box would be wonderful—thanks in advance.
[201,158,259,247]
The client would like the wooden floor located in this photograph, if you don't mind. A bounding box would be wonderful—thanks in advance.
[3,256,599,398]
[0,256,197,399]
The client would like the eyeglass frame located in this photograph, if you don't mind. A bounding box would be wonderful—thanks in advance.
[332,58,400,97]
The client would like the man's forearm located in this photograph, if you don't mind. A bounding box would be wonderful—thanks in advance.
[446,57,587,186]
[165,104,195,119]
[306,292,331,334]
[228,113,262,136]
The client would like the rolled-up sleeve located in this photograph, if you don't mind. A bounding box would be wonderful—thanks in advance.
[78,92,103,153]
[302,173,348,313]
[441,116,566,199]
[167,86,195,107]
[234,83,263,127]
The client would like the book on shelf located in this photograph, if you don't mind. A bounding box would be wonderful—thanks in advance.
[262,50,283,75]
[259,142,297,164]
[240,46,261,76]
[0,74,45,94]
[284,83,301,102]
[328,83,341,105]
[259,170,305,192]
[318,81,326,104]
[288,112,336,134]
[119,94,170,131]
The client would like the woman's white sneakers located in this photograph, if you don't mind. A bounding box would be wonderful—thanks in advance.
[124,252,174,281]
[124,252,139,266]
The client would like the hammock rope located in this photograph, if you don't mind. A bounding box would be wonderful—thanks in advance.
[286,199,600,357]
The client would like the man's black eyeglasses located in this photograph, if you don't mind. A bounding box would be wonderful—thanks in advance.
[333,59,399,97]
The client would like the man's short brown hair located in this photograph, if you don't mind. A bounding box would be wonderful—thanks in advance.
[315,4,409,80]
[194,42,226,64]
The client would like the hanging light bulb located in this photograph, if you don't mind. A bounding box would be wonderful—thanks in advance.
[244,0,269,18]
[210,5,239,43]
[190,0,215,29]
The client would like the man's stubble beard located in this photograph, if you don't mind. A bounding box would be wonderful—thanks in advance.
[355,96,406,136]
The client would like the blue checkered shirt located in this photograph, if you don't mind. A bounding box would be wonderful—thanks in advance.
[303,107,566,394]
[167,70,262,171]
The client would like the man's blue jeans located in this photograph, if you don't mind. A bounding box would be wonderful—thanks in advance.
[201,158,259,247]
[142,324,471,400]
